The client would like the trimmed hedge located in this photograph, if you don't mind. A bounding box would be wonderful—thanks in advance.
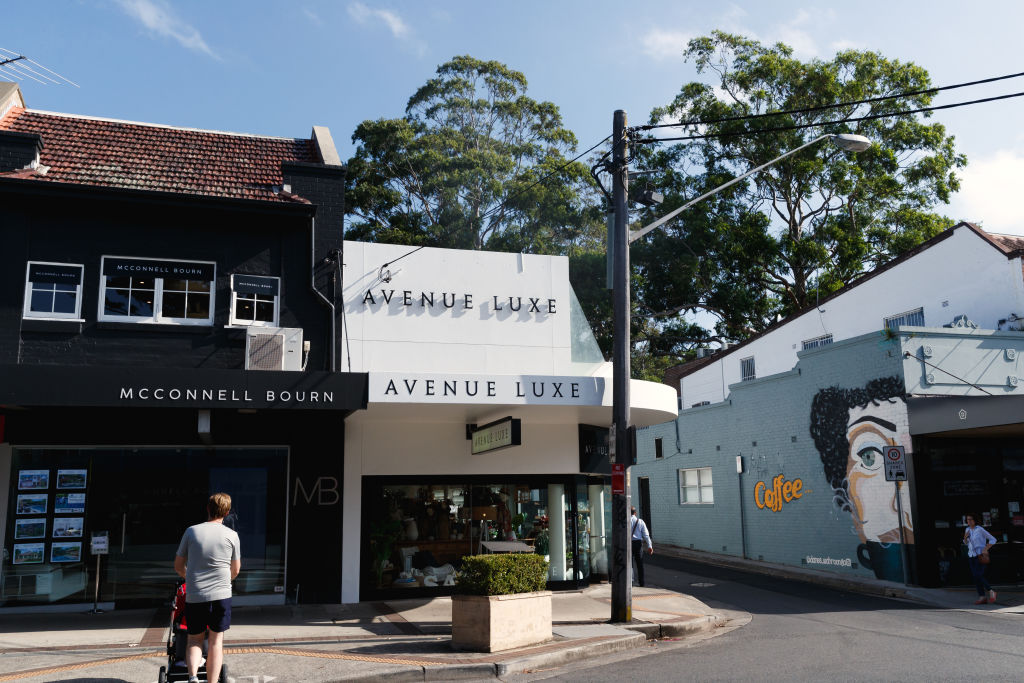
[458,554,549,595]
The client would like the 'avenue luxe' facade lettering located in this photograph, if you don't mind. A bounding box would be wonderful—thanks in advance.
[383,378,581,399]
[118,387,334,404]
[361,289,556,315]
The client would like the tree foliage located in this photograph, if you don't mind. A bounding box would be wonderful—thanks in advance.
[631,31,966,359]
[345,55,602,255]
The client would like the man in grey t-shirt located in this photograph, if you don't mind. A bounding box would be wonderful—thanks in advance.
[175,493,241,683]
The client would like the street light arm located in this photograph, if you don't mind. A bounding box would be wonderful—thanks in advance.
[628,134,833,244]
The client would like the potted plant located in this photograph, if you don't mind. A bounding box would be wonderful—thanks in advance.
[368,518,402,588]
[451,553,550,652]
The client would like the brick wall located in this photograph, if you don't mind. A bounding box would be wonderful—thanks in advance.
[0,189,333,371]
[633,332,907,579]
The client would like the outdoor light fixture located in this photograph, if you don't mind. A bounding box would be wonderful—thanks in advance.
[607,111,873,623]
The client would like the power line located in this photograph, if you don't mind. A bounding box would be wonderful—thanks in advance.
[634,89,1024,145]
[637,69,1024,133]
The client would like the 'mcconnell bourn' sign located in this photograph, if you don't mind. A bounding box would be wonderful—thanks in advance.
[118,386,333,404]
[0,365,368,412]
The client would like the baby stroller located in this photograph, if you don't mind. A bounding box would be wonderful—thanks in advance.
[158,581,228,683]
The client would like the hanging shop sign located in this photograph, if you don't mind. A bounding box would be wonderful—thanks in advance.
[469,416,522,455]
[371,372,603,406]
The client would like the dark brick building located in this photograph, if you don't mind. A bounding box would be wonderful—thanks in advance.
[0,83,366,609]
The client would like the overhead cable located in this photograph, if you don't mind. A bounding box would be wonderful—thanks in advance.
[634,89,1024,145]
[637,69,1024,132]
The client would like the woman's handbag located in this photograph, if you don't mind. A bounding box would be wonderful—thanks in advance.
[978,551,991,565]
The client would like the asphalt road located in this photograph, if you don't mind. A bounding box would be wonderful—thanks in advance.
[514,554,1024,683]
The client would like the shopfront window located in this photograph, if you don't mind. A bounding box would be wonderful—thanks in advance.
[364,477,604,595]
[3,447,287,609]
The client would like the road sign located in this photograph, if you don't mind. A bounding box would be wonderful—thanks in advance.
[884,445,907,482]
[612,463,625,494]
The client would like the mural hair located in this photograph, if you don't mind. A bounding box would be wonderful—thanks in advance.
[809,376,905,513]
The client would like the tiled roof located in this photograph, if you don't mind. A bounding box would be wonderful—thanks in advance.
[0,107,317,203]
[982,231,1024,255]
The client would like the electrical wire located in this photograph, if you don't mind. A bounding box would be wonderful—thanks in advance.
[636,69,1024,132]
[902,351,993,395]
[633,89,1024,145]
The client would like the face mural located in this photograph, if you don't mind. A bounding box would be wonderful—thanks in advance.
[810,376,914,581]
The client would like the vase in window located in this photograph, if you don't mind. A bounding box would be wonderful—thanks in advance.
[403,517,419,542]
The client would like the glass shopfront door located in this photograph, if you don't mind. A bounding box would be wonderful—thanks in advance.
[362,475,610,598]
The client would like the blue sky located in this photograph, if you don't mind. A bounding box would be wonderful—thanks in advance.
[6,1,1024,233]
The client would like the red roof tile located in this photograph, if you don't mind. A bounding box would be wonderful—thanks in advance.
[0,108,317,203]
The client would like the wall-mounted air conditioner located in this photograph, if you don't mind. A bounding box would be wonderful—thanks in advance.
[245,326,303,371]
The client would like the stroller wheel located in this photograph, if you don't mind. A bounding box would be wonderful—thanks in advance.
[158,665,167,683]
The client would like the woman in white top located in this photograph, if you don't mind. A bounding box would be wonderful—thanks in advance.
[963,513,997,605]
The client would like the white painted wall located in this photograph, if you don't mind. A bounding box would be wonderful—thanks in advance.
[343,242,584,375]
[681,226,1024,407]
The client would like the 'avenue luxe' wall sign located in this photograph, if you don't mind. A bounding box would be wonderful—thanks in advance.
[361,288,557,316]
[370,373,605,405]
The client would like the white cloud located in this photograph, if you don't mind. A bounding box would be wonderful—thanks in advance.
[948,149,1024,235]
[302,7,323,26]
[640,28,693,61]
[348,2,410,39]
[113,0,217,59]
[831,39,866,52]
[347,2,424,55]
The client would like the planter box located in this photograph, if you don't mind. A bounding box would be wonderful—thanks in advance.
[451,591,552,652]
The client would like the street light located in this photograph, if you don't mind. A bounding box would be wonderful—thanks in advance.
[608,111,871,623]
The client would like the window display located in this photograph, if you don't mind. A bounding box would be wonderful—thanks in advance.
[363,476,608,596]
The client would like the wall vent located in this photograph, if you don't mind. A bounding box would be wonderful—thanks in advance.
[245,327,303,371]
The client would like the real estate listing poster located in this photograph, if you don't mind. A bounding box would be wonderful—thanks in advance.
[54,493,85,514]
[52,517,84,538]
[16,494,48,515]
[14,518,46,539]
[17,470,49,490]
[51,542,82,563]
[56,469,87,490]
[13,543,45,565]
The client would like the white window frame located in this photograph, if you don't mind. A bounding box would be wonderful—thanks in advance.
[97,256,216,326]
[884,306,925,330]
[23,261,85,320]
[678,467,714,504]
[740,356,756,382]
[654,437,664,459]
[228,274,281,327]
[801,333,834,350]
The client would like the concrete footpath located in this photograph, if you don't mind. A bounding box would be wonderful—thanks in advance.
[655,544,1024,614]
[0,583,727,683]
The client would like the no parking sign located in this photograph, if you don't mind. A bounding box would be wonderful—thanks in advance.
[884,445,907,482]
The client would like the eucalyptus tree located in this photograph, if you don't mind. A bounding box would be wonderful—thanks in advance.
[345,55,602,255]
[631,31,966,356]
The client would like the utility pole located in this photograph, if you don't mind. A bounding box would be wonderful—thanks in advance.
[610,109,632,623]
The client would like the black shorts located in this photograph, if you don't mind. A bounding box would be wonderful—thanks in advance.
[185,598,232,635]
